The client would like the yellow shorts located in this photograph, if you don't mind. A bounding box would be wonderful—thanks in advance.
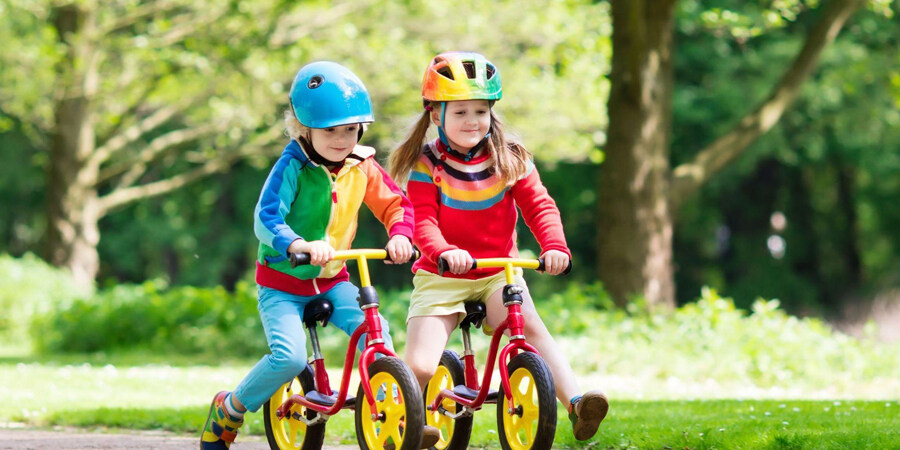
[407,269,527,323]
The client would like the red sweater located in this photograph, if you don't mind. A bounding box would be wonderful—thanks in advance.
[407,139,570,279]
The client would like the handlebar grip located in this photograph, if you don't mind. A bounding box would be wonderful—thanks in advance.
[384,247,421,264]
[536,258,573,275]
[437,257,477,276]
[289,252,311,268]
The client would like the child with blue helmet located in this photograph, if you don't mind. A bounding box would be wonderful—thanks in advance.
[200,61,438,449]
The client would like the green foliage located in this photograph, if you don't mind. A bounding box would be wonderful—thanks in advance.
[563,287,900,395]
[0,253,90,346]
[31,280,266,356]
[33,280,899,401]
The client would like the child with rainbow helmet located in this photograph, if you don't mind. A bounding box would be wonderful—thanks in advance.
[390,51,609,442]
[201,61,439,449]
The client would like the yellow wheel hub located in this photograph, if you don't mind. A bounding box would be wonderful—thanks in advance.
[361,372,407,449]
[425,365,457,448]
[268,378,309,448]
[501,367,540,450]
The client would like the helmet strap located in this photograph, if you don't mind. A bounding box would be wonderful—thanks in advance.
[437,102,450,147]
[299,133,345,168]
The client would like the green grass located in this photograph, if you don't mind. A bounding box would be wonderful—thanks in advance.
[23,400,900,449]
[3,358,898,449]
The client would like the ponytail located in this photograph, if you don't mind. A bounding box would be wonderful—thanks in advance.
[389,107,434,185]
[486,110,531,186]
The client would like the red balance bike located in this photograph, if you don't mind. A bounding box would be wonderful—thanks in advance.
[263,249,425,450]
[425,257,570,450]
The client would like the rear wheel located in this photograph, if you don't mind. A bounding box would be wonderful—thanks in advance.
[424,350,473,450]
[355,357,426,450]
[263,367,326,449]
[496,352,556,450]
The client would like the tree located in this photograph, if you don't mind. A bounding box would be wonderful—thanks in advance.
[597,0,879,307]
[0,0,371,287]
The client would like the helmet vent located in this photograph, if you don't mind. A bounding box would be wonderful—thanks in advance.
[436,66,454,80]
[307,75,324,89]
[486,64,496,79]
[462,61,476,79]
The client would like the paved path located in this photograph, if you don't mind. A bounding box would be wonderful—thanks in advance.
[0,428,357,449]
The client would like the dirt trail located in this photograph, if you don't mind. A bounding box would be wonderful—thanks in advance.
[0,428,357,449]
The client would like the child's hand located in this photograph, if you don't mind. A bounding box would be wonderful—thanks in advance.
[288,239,335,267]
[385,235,414,264]
[440,249,474,274]
[540,250,570,275]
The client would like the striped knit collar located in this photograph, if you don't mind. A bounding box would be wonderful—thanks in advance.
[434,139,490,165]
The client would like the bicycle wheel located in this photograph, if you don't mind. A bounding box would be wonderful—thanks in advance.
[496,352,556,450]
[424,350,473,450]
[355,357,426,450]
[263,367,326,449]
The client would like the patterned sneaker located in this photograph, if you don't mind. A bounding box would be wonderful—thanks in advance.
[568,390,609,441]
[200,391,244,449]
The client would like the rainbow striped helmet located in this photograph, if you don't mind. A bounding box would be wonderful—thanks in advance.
[421,52,502,103]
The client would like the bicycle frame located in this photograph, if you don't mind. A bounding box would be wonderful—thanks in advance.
[428,258,546,416]
[276,249,401,420]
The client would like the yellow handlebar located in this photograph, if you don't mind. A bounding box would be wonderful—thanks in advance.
[289,248,420,288]
[437,257,572,284]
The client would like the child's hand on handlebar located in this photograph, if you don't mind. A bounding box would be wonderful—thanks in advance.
[439,249,474,274]
[288,239,335,267]
[385,235,414,264]
[540,250,570,275]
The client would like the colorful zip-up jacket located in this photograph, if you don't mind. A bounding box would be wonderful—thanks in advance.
[407,139,570,279]
[255,140,414,295]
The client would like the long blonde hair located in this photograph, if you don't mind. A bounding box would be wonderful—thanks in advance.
[388,102,531,186]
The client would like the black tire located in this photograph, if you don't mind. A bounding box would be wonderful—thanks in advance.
[496,352,556,450]
[263,367,326,449]
[355,357,426,450]
[424,350,473,450]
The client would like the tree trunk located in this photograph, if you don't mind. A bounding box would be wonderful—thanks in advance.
[44,5,101,289]
[598,0,677,308]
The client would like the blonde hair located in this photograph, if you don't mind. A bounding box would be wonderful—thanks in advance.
[388,102,531,186]
[284,110,308,142]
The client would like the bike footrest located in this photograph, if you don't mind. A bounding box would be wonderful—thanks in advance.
[306,391,349,406]
[452,385,499,402]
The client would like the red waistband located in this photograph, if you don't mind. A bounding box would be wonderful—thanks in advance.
[255,262,349,296]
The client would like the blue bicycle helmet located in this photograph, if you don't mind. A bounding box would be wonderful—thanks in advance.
[289,61,374,128]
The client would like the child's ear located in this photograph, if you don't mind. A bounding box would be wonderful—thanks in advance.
[430,109,441,127]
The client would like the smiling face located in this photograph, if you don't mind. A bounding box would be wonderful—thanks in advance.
[308,123,360,162]
[432,100,491,152]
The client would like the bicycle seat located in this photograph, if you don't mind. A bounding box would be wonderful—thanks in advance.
[303,299,334,328]
[460,301,486,329]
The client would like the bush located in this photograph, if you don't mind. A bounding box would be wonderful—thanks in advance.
[32,280,266,356]
[0,253,91,347]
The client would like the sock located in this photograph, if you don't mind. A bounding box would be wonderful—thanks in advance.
[569,395,583,414]
[223,393,246,420]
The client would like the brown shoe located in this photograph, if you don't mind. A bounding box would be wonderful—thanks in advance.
[383,425,441,450]
[569,390,609,441]
[420,425,440,448]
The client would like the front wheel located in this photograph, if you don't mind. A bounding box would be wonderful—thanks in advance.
[263,367,325,449]
[496,352,556,450]
[424,350,473,450]
[355,357,426,450]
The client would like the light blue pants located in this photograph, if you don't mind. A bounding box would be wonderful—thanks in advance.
[234,283,394,412]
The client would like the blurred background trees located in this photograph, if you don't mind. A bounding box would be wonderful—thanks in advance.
[1,0,898,323]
